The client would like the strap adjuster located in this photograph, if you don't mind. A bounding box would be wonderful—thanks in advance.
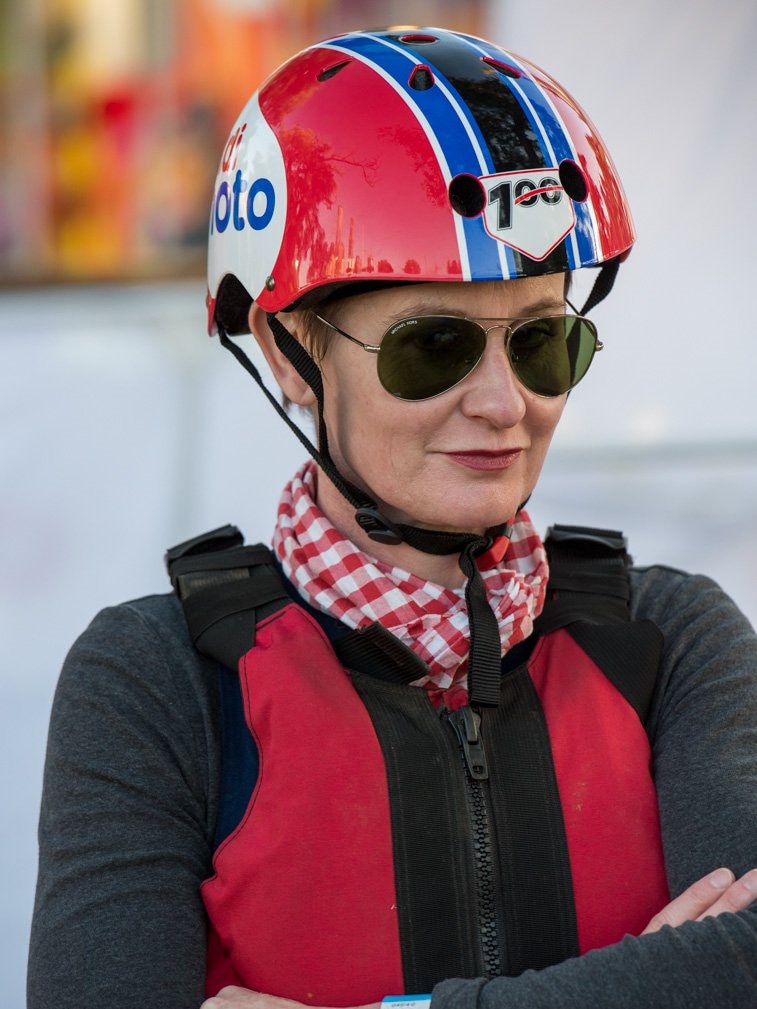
[165,524,244,568]
[547,524,628,555]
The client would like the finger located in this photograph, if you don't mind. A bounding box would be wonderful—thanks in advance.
[699,868,757,920]
[642,867,735,934]
[201,988,261,1008]
[203,988,315,1009]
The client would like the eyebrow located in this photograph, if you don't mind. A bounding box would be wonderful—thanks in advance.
[379,295,567,324]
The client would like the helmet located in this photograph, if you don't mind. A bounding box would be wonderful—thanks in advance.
[207,26,634,334]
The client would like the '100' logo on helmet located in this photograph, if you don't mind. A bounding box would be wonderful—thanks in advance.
[480,168,576,261]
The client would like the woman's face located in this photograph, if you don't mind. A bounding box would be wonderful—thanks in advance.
[314,275,569,535]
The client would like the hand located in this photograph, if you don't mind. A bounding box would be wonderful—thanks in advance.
[201,992,295,1009]
[642,867,757,934]
[199,872,757,1009]
[200,987,380,1009]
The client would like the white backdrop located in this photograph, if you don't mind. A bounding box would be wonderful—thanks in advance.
[492,0,757,448]
[3,2,756,1005]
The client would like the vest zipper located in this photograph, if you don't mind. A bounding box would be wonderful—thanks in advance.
[443,705,501,979]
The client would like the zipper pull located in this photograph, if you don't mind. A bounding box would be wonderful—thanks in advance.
[448,706,489,780]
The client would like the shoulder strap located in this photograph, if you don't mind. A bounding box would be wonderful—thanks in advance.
[165,522,663,723]
[535,524,663,724]
[166,524,430,682]
[536,524,632,633]
[165,524,290,671]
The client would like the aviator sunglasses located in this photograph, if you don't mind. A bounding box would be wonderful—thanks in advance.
[312,305,602,401]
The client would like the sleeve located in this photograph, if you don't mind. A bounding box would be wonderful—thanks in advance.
[27,599,219,1009]
[432,568,757,1009]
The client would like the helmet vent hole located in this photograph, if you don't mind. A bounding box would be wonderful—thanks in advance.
[448,174,486,218]
[559,159,589,203]
[398,33,438,44]
[409,65,435,90]
[480,56,522,79]
[317,59,352,82]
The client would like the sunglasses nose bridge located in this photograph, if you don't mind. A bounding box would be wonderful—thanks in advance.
[481,322,514,338]
[480,321,516,360]
[468,321,525,395]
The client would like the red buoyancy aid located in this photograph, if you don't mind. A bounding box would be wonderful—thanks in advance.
[201,602,669,1003]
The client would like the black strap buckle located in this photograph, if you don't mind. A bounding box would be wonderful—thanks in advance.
[546,524,627,554]
[165,524,243,587]
[165,524,244,567]
[354,507,404,545]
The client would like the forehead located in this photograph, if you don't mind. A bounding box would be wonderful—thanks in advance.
[335,275,567,326]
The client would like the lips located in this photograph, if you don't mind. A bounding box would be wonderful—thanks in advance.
[445,449,522,471]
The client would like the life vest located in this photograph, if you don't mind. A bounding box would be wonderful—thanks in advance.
[166,525,669,1004]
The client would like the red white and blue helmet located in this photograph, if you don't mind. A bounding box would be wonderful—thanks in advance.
[207,26,634,333]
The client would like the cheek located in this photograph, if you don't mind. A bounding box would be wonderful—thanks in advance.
[327,380,436,483]
[529,395,566,438]
[523,396,566,472]
[322,361,399,465]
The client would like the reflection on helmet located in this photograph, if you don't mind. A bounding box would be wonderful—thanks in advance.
[207,26,634,334]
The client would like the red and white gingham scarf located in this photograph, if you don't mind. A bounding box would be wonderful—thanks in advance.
[273,461,548,708]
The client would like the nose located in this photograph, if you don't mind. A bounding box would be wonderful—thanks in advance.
[458,329,527,427]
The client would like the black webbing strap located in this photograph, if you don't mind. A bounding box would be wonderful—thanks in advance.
[459,537,506,706]
[579,256,621,317]
[333,623,429,683]
[165,525,290,671]
[535,524,631,633]
[482,669,579,974]
[165,525,435,686]
[218,327,365,509]
[535,523,663,723]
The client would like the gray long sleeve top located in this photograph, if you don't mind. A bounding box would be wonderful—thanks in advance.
[28,564,757,1008]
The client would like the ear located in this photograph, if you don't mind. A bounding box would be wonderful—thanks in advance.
[248,303,317,408]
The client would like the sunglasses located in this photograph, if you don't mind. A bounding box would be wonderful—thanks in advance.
[312,308,602,401]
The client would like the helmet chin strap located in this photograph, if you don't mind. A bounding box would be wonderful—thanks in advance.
[219,313,511,706]
[579,256,621,316]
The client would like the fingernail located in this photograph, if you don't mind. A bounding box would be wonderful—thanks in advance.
[741,869,757,894]
[708,868,733,889]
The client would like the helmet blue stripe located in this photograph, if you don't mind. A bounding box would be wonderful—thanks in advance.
[324,32,512,281]
[456,34,597,269]
[387,30,572,276]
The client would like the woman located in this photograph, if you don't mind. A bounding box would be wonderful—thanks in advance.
[29,26,757,1009]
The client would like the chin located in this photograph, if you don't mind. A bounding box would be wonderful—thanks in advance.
[392,502,520,535]
[447,494,525,531]
[373,474,529,532]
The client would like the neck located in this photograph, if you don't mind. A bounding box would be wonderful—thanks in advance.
[316,473,471,590]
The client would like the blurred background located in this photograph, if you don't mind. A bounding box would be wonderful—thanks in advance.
[2,0,756,1003]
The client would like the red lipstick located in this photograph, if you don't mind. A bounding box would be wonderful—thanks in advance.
[445,449,522,471]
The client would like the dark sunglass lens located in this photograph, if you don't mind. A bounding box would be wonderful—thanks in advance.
[378,317,485,399]
[508,316,598,396]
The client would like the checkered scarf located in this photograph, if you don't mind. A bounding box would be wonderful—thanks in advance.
[272,461,548,708]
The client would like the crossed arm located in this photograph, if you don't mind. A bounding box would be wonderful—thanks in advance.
[202,868,757,1009]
